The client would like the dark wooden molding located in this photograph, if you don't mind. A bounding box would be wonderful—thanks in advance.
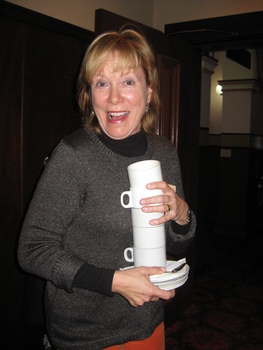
[165,11,263,52]
[95,8,174,57]
[0,1,95,41]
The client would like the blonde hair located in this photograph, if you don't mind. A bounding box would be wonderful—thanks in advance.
[77,28,160,135]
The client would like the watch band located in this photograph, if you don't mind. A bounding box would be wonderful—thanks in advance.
[186,209,191,224]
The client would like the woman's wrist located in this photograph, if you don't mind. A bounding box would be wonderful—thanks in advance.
[174,207,191,226]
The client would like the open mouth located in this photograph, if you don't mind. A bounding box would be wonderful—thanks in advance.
[107,111,129,122]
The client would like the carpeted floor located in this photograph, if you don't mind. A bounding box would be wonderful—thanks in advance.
[165,232,263,350]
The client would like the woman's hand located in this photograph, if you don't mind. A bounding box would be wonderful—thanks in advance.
[140,181,189,226]
[112,267,175,307]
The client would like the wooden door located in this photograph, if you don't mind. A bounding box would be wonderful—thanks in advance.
[157,54,180,149]
[22,23,92,208]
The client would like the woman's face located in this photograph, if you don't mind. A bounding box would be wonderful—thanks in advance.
[91,52,153,140]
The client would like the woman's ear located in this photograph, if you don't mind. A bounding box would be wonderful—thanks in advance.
[147,85,153,104]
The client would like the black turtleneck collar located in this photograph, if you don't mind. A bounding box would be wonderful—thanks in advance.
[98,129,147,157]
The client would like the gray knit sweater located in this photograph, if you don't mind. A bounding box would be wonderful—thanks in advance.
[18,128,196,350]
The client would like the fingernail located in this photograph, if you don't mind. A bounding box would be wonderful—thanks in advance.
[142,206,150,212]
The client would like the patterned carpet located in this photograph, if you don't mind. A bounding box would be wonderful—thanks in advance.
[165,233,263,350]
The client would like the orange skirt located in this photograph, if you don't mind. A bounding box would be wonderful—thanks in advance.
[103,322,165,350]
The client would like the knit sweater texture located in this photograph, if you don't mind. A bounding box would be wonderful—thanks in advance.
[18,128,196,350]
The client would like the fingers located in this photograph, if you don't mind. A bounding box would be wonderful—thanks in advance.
[141,181,175,208]
[139,182,175,225]
[130,284,175,307]
[112,267,175,307]
[139,282,175,305]
[140,181,189,225]
[146,181,168,191]
[141,266,166,275]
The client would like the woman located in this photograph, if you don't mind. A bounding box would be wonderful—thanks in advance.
[18,28,196,350]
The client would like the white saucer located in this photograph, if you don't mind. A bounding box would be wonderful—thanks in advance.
[150,264,189,283]
[154,274,189,291]
[120,259,189,291]
[120,258,186,272]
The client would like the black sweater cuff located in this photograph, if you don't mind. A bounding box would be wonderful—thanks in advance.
[72,263,115,297]
[171,210,192,235]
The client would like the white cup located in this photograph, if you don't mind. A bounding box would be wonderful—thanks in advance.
[124,246,166,267]
[132,226,166,249]
[120,187,163,208]
[127,160,162,188]
[131,208,163,228]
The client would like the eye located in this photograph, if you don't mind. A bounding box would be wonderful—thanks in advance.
[124,79,135,86]
[96,81,107,88]
[92,80,108,89]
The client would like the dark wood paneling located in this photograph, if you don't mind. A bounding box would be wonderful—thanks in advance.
[0,3,94,346]
[0,15,25,334]
[169,38,201,212]
[22,24,89,208]
[0,1,92,42]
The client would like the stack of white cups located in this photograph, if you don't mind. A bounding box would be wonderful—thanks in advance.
[121,160,166,267]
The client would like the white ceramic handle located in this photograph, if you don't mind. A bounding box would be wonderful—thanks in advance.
[120,191,132,208]
[124,247,134,262]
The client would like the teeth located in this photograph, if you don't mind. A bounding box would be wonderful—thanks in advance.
[112,112,125,116]
[109,112,127,120]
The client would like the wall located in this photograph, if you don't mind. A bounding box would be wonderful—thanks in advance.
[204,46,263,238]
[5,0,263,32]
[4,0,154,31]
[210,49,263,135]
[210,49,261,135]
[210,52,223,135]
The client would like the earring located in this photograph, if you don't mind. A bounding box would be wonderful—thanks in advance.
[91,110,95,116]
[145,103,149,113]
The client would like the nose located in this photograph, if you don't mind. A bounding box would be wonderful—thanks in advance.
[108,85,123,105]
